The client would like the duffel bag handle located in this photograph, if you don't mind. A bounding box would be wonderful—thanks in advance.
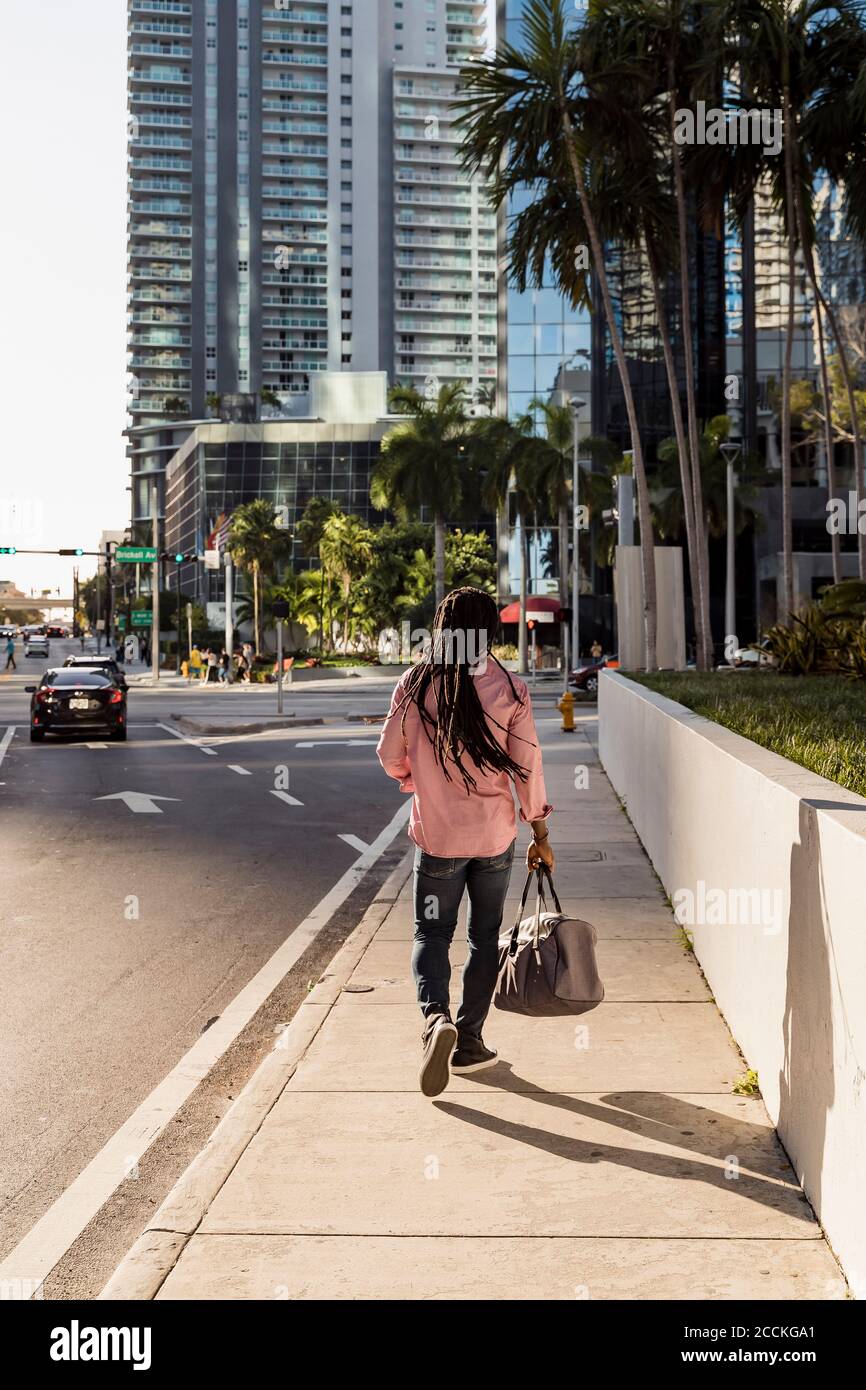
[506,865,561,955]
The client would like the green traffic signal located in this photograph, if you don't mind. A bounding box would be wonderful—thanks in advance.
[0,546,17,555]
[175,553,185,563]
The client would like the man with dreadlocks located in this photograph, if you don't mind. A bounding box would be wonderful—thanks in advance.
[377,586,554,1097]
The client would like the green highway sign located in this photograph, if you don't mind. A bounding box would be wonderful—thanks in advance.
[117,615,127,631]
[131,610,153,626]
[116,545,158,564]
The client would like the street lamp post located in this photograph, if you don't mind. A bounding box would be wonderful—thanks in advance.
[720,440,742,659]
[570,395,588,672]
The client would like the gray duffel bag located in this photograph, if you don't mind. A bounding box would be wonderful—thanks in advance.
[495,866,604,1017]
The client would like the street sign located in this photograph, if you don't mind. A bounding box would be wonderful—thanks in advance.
[116,545,158,564]
[131,610,153,626]
[117,615,127,631]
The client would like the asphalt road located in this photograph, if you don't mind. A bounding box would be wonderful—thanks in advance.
[0,641,411,1295]
[0,639,570,1296]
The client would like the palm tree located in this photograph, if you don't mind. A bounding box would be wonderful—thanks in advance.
[527,398,572,623]
[227,499,292,656]
[319,512,375,652]
[711,0,866,605]
[372,381,471,607]
[297,497,342,651]
[455,0,658,667]
[470,412,542,673]
[656,415,766,547]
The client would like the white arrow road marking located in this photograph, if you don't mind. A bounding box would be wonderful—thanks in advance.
[93,791,180,814]
[295,739,377,749]
[0,726,16,770]
[228,765,251,775]
[157,721,218,755]
[270,789,304,807]
[0,797,411,1294]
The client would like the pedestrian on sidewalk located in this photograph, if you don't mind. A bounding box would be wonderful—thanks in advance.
[377,586,555,1098]
[4,635,16,670]
[242,641,254,681]
[218,647,230,684]
[189,644,203,682]
[206,647,218,683]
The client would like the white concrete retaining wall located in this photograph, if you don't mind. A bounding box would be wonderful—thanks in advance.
[599,670,866,1295]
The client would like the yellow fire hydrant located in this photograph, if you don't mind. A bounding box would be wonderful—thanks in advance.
[558,690,575,733]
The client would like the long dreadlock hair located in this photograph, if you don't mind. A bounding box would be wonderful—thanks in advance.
[395,586,532,793]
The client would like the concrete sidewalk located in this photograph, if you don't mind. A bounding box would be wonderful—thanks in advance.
[102,724,846,1300]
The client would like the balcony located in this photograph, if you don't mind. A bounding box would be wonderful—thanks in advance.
[262,30,327,45]
[262,185,326,201]
[130,44,192,58]
[262,51,327,68]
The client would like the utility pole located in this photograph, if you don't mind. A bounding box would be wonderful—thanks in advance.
[151,487,160,683]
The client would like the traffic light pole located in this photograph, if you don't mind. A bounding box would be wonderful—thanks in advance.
[105,542,113,654]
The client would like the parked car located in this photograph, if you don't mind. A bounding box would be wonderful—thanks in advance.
[569,654,619,696]
[62,654,128,691]
[23,632,50,659]
[26,669,127,742]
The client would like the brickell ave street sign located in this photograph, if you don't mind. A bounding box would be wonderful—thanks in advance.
[115,545,158,563]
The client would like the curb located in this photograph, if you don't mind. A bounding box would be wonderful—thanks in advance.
[170,715,325,736]
[98,850,413,1301]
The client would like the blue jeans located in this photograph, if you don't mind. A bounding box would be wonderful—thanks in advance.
[412,840,515,1036]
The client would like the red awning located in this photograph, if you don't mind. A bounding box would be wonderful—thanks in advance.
[499,596,562,624]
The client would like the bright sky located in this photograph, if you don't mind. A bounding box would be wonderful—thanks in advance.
[0,0,498,606]
[0,0,127,602]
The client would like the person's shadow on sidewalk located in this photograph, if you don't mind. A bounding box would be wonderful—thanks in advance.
[434,1070,813,1225]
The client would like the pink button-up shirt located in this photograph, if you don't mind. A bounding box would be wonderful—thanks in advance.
[376,663,553,858]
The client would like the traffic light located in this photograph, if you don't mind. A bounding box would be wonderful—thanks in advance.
[164,552,196,563]
[0,546,16,555]
[59,548,85,557]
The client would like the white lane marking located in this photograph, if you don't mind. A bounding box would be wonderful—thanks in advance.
[93,791,180,814]
[270,789,304,807]
[228,765,252,776]
[157,721,218,755]
[339,833,370,854]
[0,796,411,1291]
[0,726,15,771]
[85,743,110,750]
[296,739,376,749]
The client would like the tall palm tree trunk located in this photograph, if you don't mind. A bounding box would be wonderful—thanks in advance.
[780,85,797,618]
[647,240,706,663]
[518,516,530,675]
[670,88,713,668]
[815,286,866,580]
[792,178,841,583]
[560,105,657,669]
[434,512,446,607]
[253,561,261,655]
